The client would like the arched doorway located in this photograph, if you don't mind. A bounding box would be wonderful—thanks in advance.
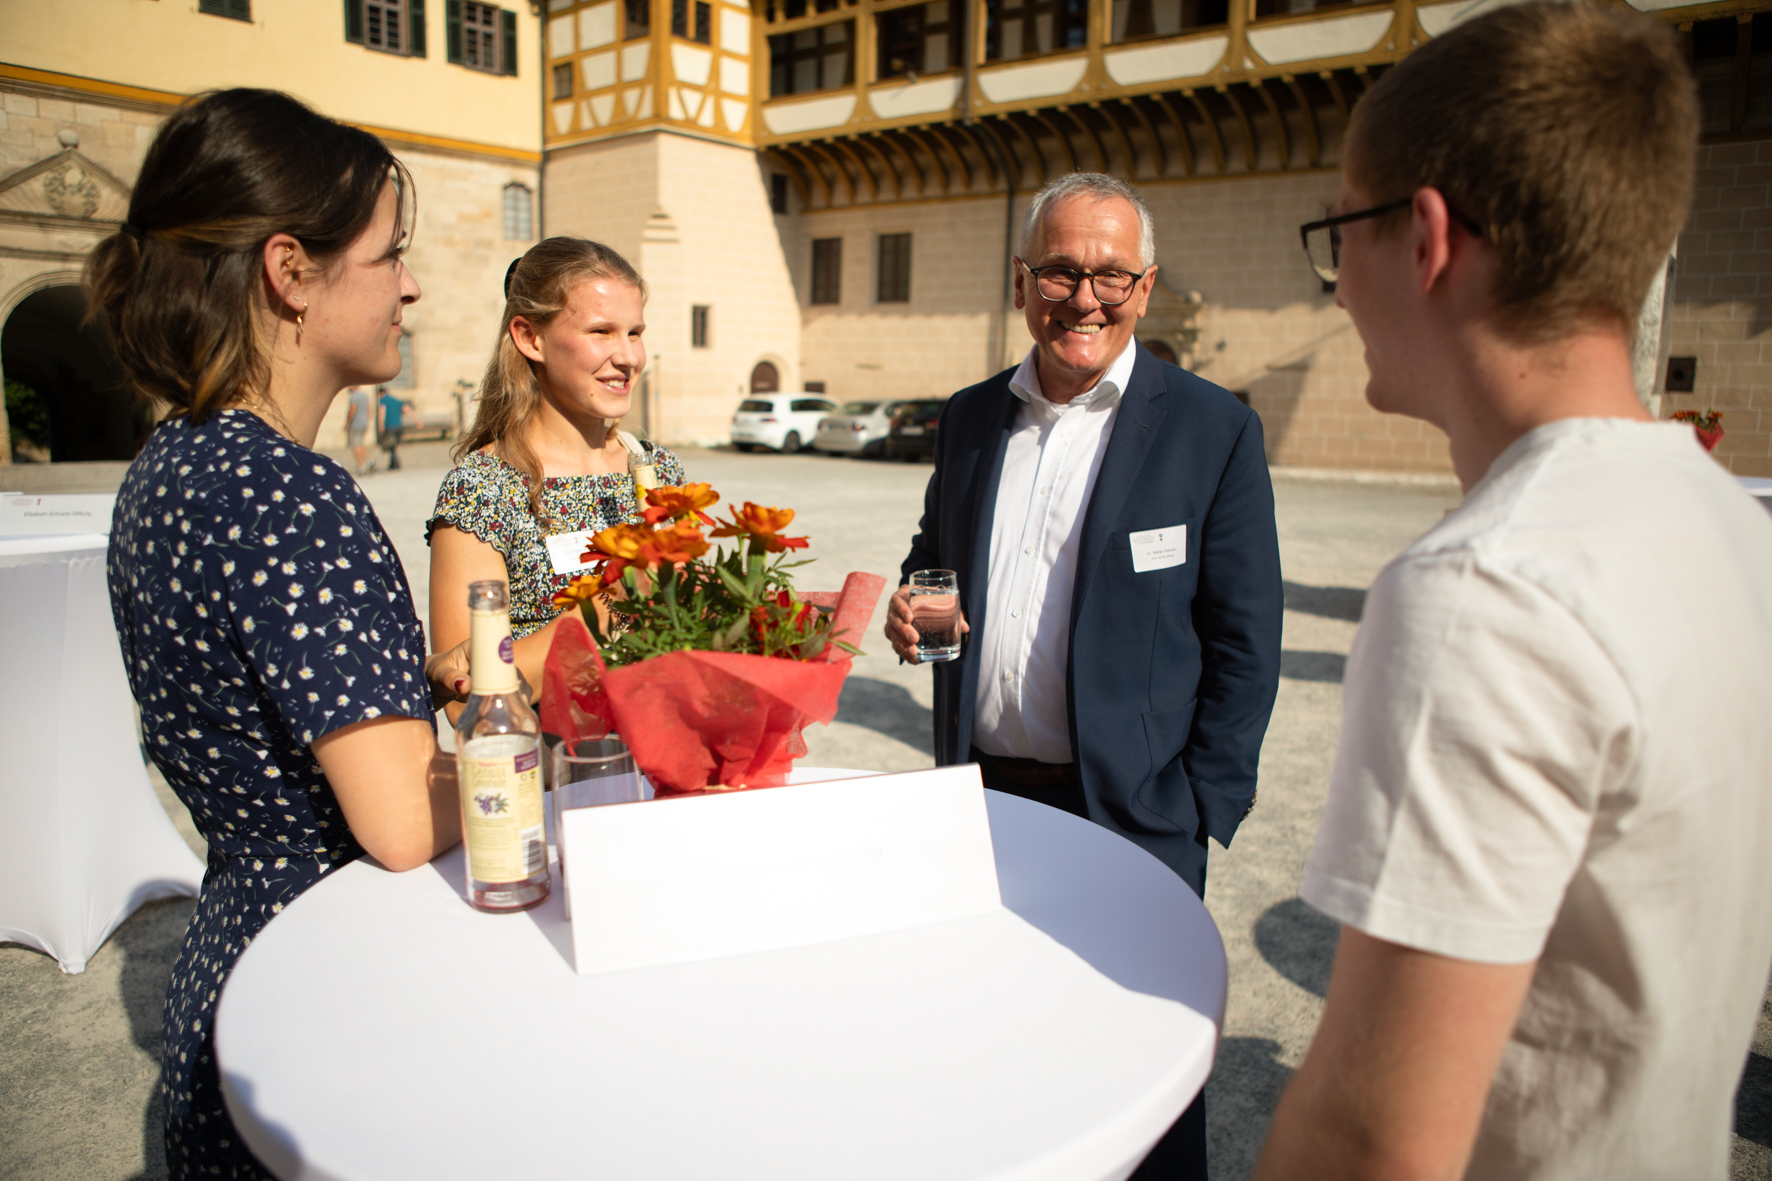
[1142,338,1179,365]
[3,285,140,462]
[749,361,780,394]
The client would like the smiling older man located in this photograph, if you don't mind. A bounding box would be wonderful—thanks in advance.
[886,172,1283,1180]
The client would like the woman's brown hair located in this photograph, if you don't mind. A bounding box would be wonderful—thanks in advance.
[83,88,412,421]
[456,236,646,526]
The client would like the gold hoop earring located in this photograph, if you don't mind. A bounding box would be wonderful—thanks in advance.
[295,301,308,345]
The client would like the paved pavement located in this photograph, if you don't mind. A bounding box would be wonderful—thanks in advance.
[3,444,1767,1180]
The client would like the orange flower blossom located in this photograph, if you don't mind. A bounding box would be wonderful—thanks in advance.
[712,501,809,553]
[580,521,653,586]
[638,521,710,566]
[570,520,712,587]
[641,482,720,526]
[552,576,603,608]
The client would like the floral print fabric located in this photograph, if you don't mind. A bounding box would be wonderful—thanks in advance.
[107,409,433,1180]
[425,444,685,637]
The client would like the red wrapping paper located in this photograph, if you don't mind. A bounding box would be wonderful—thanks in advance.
[541,570,885,794]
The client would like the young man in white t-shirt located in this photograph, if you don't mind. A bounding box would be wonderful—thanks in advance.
[1254,4,1772,1179]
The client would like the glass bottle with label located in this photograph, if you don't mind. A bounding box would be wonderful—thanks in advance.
[454,579,550,912]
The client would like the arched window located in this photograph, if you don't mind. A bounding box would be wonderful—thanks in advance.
[502,182,534,241]
[750,361,780,393]
[1142,338,1179,365]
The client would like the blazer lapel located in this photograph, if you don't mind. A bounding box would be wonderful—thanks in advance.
[1070,347,1168,629]
[963,380,1020,632]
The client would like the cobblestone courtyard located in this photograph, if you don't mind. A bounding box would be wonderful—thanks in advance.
[3,445,1767,1180]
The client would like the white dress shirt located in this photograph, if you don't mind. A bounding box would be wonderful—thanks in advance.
[972,342,1137,764]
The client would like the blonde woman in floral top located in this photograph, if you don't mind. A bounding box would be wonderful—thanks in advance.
[428,237,684,714]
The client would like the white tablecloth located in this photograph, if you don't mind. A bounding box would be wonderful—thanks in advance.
[216,776,1226,1181]
[0,534,204,973]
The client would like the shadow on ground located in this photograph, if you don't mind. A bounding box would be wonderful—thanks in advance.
[1740,1050,1772,1149]
[833,676,934,755]
[1282,581,1366,624]
[1279,650,1346,683]
[1254,898,1339,1000]
[1206,1037,1295,1179]
[119,898,192,1181]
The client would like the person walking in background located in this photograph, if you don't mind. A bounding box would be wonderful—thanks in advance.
[345,383,373,473]
[89,88,471,1181]
[885,172,1284,1180]
[376,383,407,469]
[1254,5,1772,1178]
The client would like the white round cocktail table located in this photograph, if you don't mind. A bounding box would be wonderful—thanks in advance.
[215,773,1225,1181]
[0,533,204,973]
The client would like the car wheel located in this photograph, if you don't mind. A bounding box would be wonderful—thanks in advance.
[781,431,801,453]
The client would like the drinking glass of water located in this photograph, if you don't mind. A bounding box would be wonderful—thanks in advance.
[908,569,962,663]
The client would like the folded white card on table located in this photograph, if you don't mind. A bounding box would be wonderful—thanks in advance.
[0,494,117,536]
[559,764,1002,974]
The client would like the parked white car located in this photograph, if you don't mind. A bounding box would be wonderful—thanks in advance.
[813,400,906,456]
[729,393,836,453]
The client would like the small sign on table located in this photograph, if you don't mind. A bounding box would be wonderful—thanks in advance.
[0,494,117,536]
[558,765,1002,974]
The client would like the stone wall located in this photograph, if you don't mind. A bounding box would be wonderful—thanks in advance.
[1157,170,1451,473]
[0,79,536,460]
[316,147,542,451]
[784,170,1454,474]
[1663,135,1772,477]
[795,196,1013,407]
[546,131,804,447]
[0,88,160,181]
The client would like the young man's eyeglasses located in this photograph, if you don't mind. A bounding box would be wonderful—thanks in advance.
[1298,198,1485,284]
[1017,259,1152,306]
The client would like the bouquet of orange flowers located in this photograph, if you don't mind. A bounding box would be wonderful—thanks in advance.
[1672,409,1725,452]
[540,483,884,794]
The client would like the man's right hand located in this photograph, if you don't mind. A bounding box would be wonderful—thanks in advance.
[885,583,968,664]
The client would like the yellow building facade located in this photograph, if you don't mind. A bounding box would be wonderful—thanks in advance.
[7,0,1772,475]
[0,0,542,462]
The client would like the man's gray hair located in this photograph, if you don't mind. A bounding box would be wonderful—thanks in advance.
[1018,173,1156,268]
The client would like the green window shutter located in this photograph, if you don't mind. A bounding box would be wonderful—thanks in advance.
[409,0,427,55]
[446,0,463,62]
[345,0,364,42]
[501,8,518,74]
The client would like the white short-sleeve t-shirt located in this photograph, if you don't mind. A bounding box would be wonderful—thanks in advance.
[1302,418,1772,1180]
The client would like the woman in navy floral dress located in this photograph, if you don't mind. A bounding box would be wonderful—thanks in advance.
[90,91,464,1180]
[428,238,684,712]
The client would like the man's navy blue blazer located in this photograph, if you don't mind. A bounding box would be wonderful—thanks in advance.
[902,343,1284,896]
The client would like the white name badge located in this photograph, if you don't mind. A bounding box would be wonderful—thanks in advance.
[545,530,596,577]
[1129,524,1186,573]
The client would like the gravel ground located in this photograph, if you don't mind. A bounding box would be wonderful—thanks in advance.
[2,443,1766,1180]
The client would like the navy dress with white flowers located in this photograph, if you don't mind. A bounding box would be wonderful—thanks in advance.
[107,409,434,1180]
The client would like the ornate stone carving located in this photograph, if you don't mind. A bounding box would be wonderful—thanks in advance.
[42,163,102,219]
[0,149,131,223]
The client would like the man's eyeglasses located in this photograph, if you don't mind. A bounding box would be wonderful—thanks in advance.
[1017,260,1151,306]
[1299,198,1484,284]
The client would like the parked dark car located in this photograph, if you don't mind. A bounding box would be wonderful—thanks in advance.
[884,399,947,461]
